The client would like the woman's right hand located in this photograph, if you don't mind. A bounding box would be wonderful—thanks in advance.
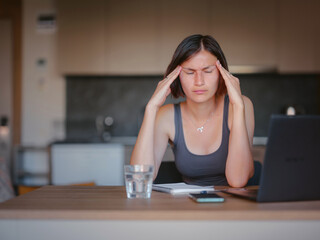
[147,66,182,110]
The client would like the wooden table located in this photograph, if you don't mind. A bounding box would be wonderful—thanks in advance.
[1,186,320,240]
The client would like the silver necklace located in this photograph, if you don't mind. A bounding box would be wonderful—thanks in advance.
[190,112,214,133]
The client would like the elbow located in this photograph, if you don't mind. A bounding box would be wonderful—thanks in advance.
[229,182,246,188]
[227,176,249,188]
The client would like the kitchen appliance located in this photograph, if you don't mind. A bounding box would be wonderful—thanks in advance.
[95,115,114,142]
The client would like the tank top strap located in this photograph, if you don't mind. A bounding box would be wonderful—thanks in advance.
[223,95,230,133]
[173,103,182,145]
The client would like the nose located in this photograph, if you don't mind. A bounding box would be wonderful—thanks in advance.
[194,71,204,86]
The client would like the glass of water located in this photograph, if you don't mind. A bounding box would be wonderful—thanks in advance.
[124,165,154,199]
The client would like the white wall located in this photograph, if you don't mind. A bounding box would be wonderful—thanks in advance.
[22,0,65,146]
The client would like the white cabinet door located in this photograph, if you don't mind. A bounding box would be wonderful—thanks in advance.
[51,144,125,186]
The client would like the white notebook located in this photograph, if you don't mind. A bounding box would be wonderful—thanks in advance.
[152,182,214,195]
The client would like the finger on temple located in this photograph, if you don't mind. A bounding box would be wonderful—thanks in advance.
[166,66,181,83]
[169,66,181,77]
[216,61,231,80]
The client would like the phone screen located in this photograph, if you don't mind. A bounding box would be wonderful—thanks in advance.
[189,193,225,203]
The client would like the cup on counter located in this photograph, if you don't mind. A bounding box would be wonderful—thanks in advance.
[124,165,154,199]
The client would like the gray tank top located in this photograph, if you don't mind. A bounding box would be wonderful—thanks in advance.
[173,95,230,186]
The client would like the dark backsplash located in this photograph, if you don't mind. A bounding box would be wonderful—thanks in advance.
[66,76,183,141]
[66,74,320,140]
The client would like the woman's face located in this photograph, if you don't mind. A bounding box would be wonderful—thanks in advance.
[179,50,220,103]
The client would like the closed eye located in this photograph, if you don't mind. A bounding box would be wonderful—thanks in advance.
[182,69,194,75]
[204,66,216,73]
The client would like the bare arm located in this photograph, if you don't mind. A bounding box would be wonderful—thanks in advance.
[216,61,254,187]
[226,96,254,187]
[130,66,181,178]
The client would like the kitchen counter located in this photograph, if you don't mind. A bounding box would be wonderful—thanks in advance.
[51,136,137,145]
[54,136,268,146]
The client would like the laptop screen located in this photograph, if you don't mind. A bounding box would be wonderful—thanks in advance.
[257,115,320,202]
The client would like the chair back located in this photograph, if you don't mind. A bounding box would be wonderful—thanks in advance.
[247,161,262,186]
[153,162,182,184]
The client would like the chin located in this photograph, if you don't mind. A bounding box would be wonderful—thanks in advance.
[187,92,216,102]
[188,96,213,104]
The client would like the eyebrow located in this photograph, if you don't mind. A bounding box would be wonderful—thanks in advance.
[182,65,216,71]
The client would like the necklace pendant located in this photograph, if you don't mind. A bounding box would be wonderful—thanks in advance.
[197,126,204,133]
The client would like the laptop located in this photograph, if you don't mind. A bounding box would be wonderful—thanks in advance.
[222,115,320,202]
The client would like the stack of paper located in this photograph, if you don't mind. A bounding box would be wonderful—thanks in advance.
[152,182,214,195]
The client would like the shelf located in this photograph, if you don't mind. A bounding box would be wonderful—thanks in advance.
[13,146,50,186]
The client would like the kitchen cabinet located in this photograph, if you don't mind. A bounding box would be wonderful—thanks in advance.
[51,143,125,186]
[56,0,319,75]
[278,0,320,73]
[104,0,159,74]
[158,0,278,73]
[208,0,277,71]
[56,0,105,74]
[57,0,211,75]
[57,0,161,75]
[50,142,174,186]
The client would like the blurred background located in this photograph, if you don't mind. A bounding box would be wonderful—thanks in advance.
[0,0,319,197]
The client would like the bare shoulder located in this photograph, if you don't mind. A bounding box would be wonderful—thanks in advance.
[242,95,253,108]
[242,95,253,115]
[156,104,175,138]
[157,103,175,122]
[227,94,253,117]
[242,95,254,117]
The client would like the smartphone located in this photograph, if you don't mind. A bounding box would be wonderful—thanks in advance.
[189,193,225,203]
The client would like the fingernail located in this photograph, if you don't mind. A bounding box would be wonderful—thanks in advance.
[217,60,220,66]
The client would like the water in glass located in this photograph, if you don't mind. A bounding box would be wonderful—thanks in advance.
[124,165,153,198]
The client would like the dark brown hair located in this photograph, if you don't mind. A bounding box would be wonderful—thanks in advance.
[165,34,228,98]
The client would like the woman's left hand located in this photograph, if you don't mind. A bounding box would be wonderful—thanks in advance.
[216,60,244,108]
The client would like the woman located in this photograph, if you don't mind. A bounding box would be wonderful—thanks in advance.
[130,34,254,187]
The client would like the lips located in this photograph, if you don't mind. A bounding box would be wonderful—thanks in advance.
[193,90,207,94]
